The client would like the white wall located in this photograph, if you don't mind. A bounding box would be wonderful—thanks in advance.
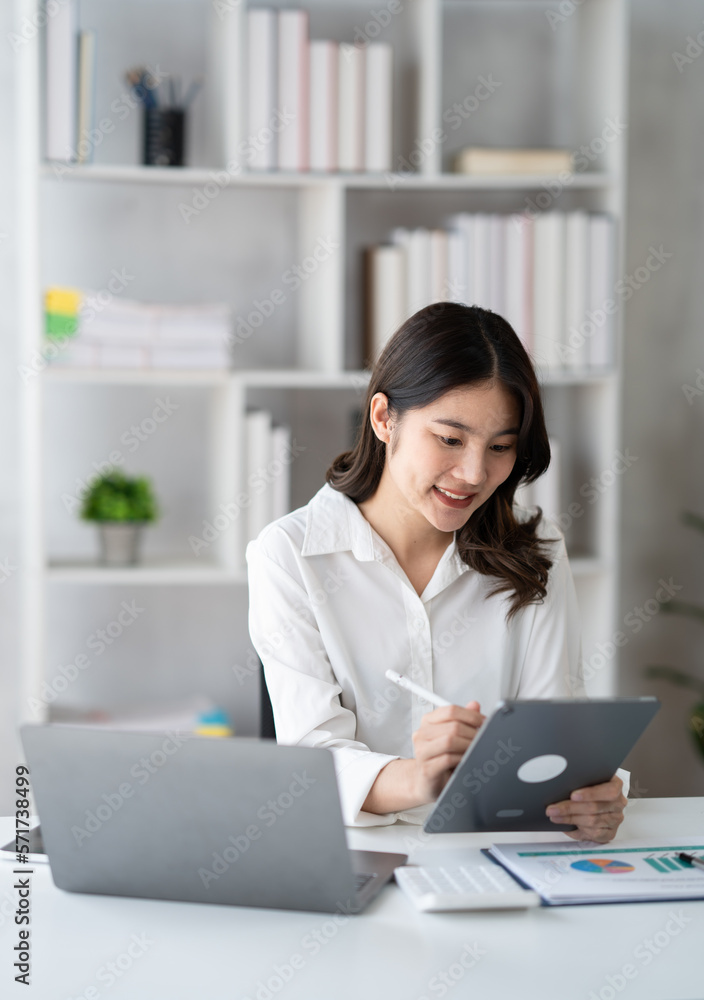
[1,1,704,813]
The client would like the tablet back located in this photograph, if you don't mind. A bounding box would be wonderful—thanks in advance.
[423,698,660,834]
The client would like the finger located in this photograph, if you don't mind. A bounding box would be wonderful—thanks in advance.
[415,731,477,762]
[424,705,486,728]
[565,825,620,844]
[569,775,623,802]
[546,797,626,821]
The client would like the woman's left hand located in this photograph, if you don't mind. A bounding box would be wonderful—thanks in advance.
[545,774,627,843]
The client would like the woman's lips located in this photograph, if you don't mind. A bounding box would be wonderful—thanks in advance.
[433,485,477,509]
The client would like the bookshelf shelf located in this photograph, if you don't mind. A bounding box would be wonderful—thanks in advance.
[38,162,614,192]
[19,0,628,725]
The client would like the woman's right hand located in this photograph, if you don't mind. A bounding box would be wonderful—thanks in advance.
[411,701,486,804]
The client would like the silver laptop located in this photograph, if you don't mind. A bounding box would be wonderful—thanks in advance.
[17,724,406,914]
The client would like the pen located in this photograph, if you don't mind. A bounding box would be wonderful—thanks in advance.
[678,852,704,872]
[385,669,452,708]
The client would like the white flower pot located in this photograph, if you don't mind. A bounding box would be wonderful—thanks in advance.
[97,523,145,566]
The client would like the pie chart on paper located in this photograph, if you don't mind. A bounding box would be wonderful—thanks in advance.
[571,858,635,874]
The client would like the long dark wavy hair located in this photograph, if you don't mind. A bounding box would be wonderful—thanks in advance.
[326,302,555,620]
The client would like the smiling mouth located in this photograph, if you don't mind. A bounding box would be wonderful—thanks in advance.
[435,486,474,500]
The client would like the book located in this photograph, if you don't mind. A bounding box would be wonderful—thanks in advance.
[445,228,467,304]
[532,212,565,373]
[338,43,365,171]
[270,424,292,522]
[45,0,77,161]
[453,147,574,176]
[428,229,449,303]
[247,8,278,171]
[76,30,96,164]
[563,210,590,371]
[246,410,273,542]
[365,245,406,362]
[588,214,616,369]
[309,40,338,172]
[364,43,393,172]
[503,213,533,353]
[488,840,704,905]
[277,10,309,170]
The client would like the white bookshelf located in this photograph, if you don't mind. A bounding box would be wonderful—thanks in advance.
[17,0,628,726]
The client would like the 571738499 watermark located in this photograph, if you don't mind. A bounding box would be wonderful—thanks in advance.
[12,764,34,985]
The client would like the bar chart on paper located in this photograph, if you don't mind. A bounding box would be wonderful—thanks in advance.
[642,849,704,874]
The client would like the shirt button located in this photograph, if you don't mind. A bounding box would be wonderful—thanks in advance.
[414,618,425,630]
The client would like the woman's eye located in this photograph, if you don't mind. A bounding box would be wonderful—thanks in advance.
[440,436,462,447]
[491,444,513,453]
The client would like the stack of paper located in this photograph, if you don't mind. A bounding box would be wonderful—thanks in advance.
[488,840,704,905]
[46,292,233,369]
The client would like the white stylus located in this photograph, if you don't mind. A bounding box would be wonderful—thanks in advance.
[385,669,452,708]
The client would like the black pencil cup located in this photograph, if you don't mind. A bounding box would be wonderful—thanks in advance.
[143,108,185,167]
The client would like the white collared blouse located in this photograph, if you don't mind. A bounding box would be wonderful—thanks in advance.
[246,483,622,827]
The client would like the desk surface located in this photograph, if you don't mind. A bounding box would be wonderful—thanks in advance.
[2,798,703,1000]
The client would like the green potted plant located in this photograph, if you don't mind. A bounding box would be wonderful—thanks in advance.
[80,470,159,566]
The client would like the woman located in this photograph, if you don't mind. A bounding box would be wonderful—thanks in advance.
[246,303,627,842]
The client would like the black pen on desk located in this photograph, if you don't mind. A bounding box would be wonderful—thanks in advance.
[678,852,704,872]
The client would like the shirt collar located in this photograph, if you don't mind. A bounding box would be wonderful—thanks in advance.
[301,484,471,588]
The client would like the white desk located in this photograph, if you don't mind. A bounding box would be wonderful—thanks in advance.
[2,799,703,1000]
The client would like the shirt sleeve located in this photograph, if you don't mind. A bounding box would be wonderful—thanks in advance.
[246,534,401,826]
[515,525,630,798]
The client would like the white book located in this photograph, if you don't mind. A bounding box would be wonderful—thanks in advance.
[364,43,393,172]
[277,10,309,171]
[471,214,490,310]
[562,210,590,371]
[248,9,278,171]
[532,212,565,374]
[99,346,147,369]
[532,437,561,523]
[504,214,533,353]
[588,214,616,369]
[429,229,449,302]
[149,347,231,369]
[446,228,467,303]
[246,410,273,541]
[368,245,406,361]
[487,214,505,315]
[46,0,77,161]
[309,41,338,172]
[270,425,292,522]
[338,43,365,171]
[76,30,96,164]
[405,229,432,316]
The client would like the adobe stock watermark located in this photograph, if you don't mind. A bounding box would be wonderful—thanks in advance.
[71,933,154,996]
[245,567,352,665]
[588,910,693,1000]
[17,267,136,384]
[681,367,704,404]
[386,75,502,188]
[177,110,295,224]
[28,599,146,715]
[212,0,243,20]
[545,0,586,30]
[51,67,166,175]
[70,732,191,846]
[188,436,306,555]
[417,943,487,1000]
[516,117,627,218]
[557,246,673,366]
[7,0,68,52]
[227,236,340,347]
[348,0,404,53]
[0,558,17,584]
[239,898,358,1000]
[60,397,179,514]
[567,578,683,692]
[198,771,317,888]
[551,448,639,535]
[673,21,704,72]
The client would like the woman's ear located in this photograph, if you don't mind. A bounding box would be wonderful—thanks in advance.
[368,392,393,444]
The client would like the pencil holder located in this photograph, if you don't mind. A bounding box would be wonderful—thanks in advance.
[143,108,185,167]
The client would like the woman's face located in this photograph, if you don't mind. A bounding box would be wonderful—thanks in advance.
[377,381,521,533]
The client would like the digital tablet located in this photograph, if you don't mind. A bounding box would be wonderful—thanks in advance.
[423,697,660,834]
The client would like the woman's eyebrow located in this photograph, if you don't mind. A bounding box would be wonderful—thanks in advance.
[432,418,520,435]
